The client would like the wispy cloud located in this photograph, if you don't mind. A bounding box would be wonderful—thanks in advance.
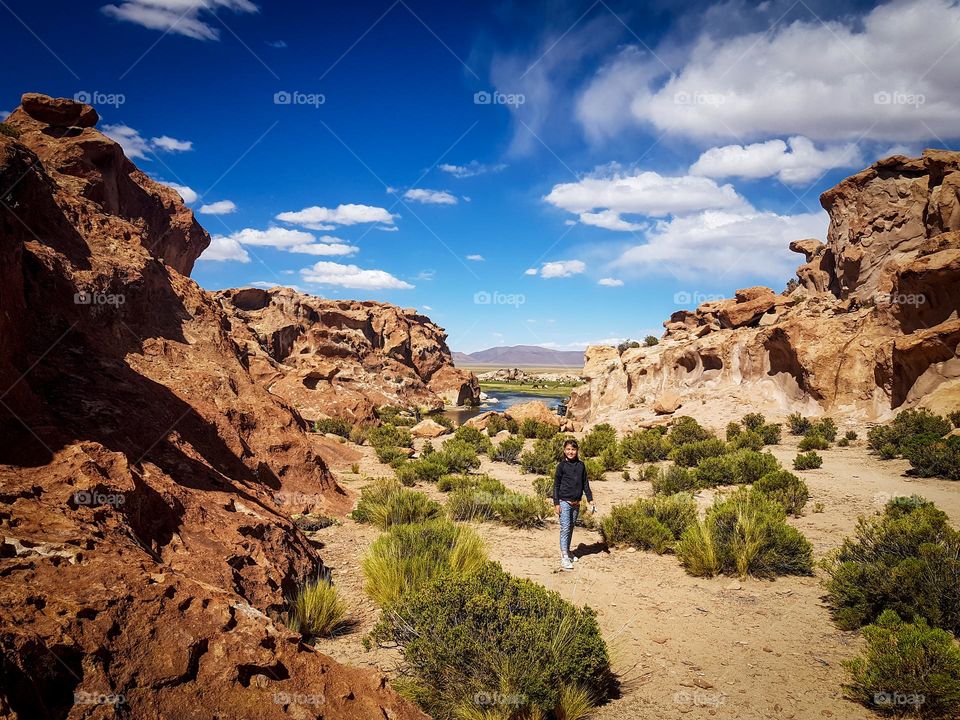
[101,0,258,41]
[198,200,237,215]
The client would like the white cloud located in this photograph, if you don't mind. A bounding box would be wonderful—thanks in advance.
[198,200,237,215]
[101,0,258,41]
[150,135,193,152]
[289,243,358,256]
[224,227,315,248]
[598,277,623,287]
[199,235,250,263]
[466,254,484,261]
[690,136,863,185]
[578,0,960,143]
[422,305,433,311]
[524,268,538,275]
[403,188,458,205]
[203,227,357,259]
[250,280,301,291]
[539,260,586,279]
[159,181,197,204]
[301,261,413,290]
[545,169,745,229]
[438,161,507,178]
[276,203,396,228]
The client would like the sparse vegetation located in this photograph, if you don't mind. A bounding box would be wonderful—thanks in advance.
[313,417,352,437]
[753,470,810,516]
[668,416,714,445]
[794,451,823,470]
[581,423,618,458]
[584,456,606,481]
[0,123,21,139]
[670,437,727,467]
[520,435,562,474]
[653,464,698,495]
[532,475,553,497]
[644,335,659,347]
[519,418,560,439]
[600,494,697,553]
[394,455,447,486]
[799,432,830,451]
[788,412,812,435]
[600,442,628,471]
[621,428,672,462]
[452,425,494,456]
[437,438,481,473]
[351,479,442,529]
[485,414,519,435]
[492,434,524,464]
[285,576,347,639]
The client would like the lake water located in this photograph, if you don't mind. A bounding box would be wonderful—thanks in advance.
[443,391,567,424]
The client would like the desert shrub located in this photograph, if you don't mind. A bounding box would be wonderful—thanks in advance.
[642,464,661,483]
[903,436,960,480]
[758,422,782,445]
[437,474,474,492]
[368,423,414,449]
[394,463,418,487]
[788,412,812,435]
[670,437,727,467]
[370,562,613,719]
[431,413,454,430]
[375,405,417,427]
[351,479,442,529]
[600,442,628,471]
[362,519,486,607]
[492,435,524,464]
[581,423,618,457]
[395,455,448,486]
[799,432,829,451]
[600,494,697,553]
[729,449,781,484]
[695,454,737,487]
[676,488,813,578]
[674,519,718,577]
[753,470,809,516]
[313,417,352,437]
[520,436,561,474]
[293,514,336,532]
[726,421,743,440]
[948,411,960,429]
[668,416,714,445]
[868,409,952,455]
[438,438,480,473]
[742,413,766,432]
[519,418,559,439]
[349,424,369,445]
[621,428,672,462]
[375,445,410,464]
[809,417,838,442]
[845,430,859,441]
[837,437,850,447]
[492,492,550,528]
[644,335,659,346]
[532,476,553,497]
[728,430,764,451]
[653,464,698,495]
[0,122,21,139]
[823,497,960,634]
[453,425,494,455]
[844,610,960,718]
[486,414,519,435]
[584,456,606,481]
[794,451,823,470]
[285,576,347,638]
[447,487,496,521]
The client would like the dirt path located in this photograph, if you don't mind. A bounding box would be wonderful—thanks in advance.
[308,432,960,720]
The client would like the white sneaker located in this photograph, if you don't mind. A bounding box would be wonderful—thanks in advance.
[572,555,580,562]
[561,556,574,571]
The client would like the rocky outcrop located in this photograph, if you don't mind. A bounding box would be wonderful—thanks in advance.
[569,150,960,430]
[0,95,423,719]
[216,286,479,422]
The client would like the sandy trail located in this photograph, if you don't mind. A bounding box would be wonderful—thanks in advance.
[309,432,960,720]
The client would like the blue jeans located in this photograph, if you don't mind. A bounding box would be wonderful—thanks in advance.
[559,500,579,557]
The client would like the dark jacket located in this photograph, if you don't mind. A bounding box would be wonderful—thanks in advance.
[553,457,593,506]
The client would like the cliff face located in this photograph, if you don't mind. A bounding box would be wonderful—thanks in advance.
[0,95,423,719]
[568,150,960,430]
[217,286,480,423]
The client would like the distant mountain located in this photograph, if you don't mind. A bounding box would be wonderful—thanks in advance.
[453,345,585,367]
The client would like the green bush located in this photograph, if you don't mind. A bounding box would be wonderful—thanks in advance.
[492,435,524,464]
[823,497,960,634]
[787,412,812,435]
[492,492,550,528]
[642,464,661,483]
[600,494,697,552]
[375,405,417,427]
[438,438,480,473]
[453,425,494,456]
[728,430,764,451]
[758,423,782,445]
[845,430,859,441]
[362,519,486,606]
[395,455,448,485]
[584,456,606,481]
[368,423,414,448]
[799,432,829,451]
[726,421,742,441]
[0,122,21,139]
[837,437,850,447]
[868,409,952,455]
[486,414,519,435]
[351,479,442,529]
[285,576,347,638]
[644,335,659,346]
[742,413,766,432]
[581,423,618,457]
[695,454,737,487]
[668,416,714,445]
[621,428,672,462]
[370,562,614,719]
[729,449,781,484]
[437,474,475,493]
[349,424,370,445]
[670,437,727,467]
[520,435,561,474]
[793,451,823,470]
[375,445,410,464]
[753,470,809,516]
[653,464,698,495]
[600,442,628,471]
[519,418,559,439]
[844,610,960,718]
[532,476,553,497]
[903,436,960,480]
[313,417,352,437]
[447,487,496,521]
[809,417,838,442]
[677,487,813,578]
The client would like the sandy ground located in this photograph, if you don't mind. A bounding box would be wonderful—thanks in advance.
[309,431,960,720]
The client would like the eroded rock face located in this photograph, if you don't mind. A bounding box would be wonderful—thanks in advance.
[569,150,960,430]
[0,95,423,719]
[216,286,480,422]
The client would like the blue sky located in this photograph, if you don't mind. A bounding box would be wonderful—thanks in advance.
[2,0,957,352]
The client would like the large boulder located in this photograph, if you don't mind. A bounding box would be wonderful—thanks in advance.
[411,417,450,438]
[505,400,562,428]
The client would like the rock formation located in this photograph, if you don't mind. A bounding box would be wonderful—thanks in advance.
[568,150,960,430]
[216,286,479,423]
[0,94,424,718]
